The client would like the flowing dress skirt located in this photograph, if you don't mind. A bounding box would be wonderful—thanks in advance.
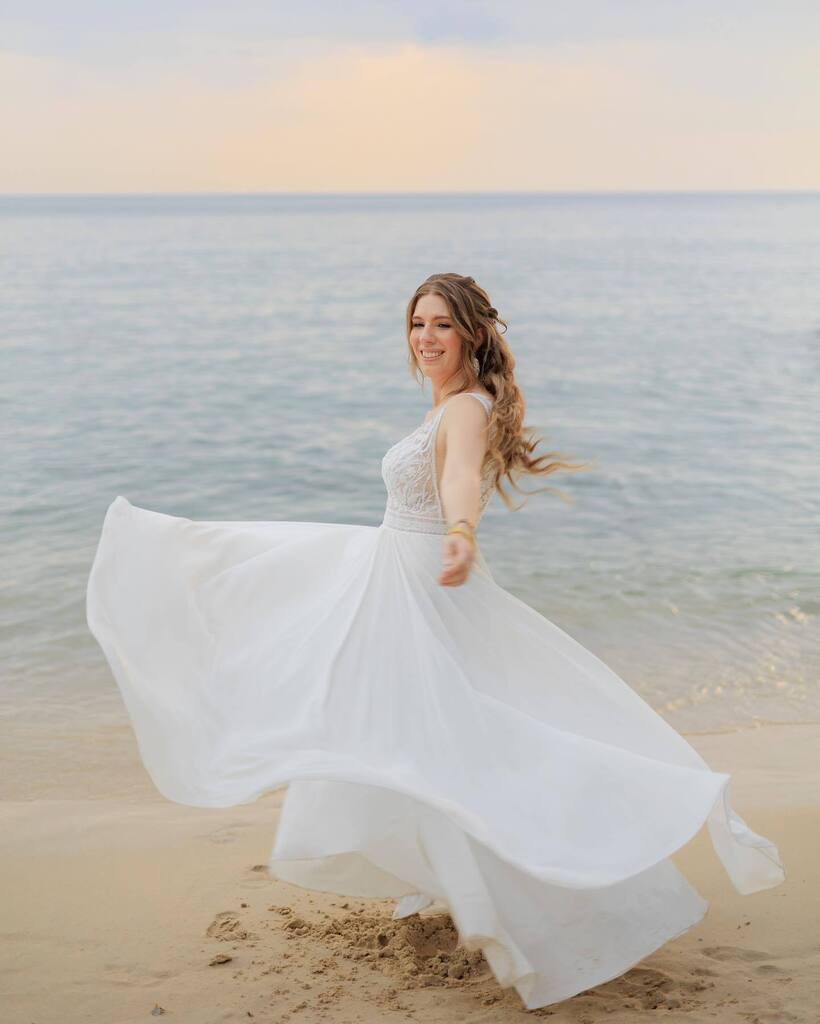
[86,496,785,1009]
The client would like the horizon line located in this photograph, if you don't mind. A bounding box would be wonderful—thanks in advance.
[1,188,819,198]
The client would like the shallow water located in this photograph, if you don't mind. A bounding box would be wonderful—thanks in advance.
[1,192,818,735]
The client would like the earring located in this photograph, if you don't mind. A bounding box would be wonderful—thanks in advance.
[471,354,480,375]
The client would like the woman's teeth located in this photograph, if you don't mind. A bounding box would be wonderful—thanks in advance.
[421,350,444,361]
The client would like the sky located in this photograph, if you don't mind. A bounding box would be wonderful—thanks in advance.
[1,1,818,193]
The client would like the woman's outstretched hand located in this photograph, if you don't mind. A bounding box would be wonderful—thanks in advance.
[437,532,476,587]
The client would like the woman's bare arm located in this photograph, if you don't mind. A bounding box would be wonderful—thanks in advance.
[438,396,489,525]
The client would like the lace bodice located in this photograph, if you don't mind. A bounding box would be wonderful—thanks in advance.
[381,391,495,535]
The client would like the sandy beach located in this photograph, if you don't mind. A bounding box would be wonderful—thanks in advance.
[0,720,817,1023]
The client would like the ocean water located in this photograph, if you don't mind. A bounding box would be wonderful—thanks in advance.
[2,192,818,746]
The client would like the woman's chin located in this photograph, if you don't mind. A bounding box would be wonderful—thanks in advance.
[418,362,453,382]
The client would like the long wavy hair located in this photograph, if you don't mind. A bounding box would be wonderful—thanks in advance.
[406,273,594,509]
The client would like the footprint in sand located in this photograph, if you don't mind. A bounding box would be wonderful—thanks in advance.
[602,964,717,1011]
[700,946,775,962]
[239,862,275,889]
[200,822,253,845]
[206,910,254,942]
[745,1013,802,1024]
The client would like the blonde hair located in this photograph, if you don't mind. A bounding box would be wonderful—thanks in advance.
[406,273,594,509]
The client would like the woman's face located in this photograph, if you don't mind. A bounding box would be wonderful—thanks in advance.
[410,294,463,384]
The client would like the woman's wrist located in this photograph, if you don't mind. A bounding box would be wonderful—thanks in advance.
[446,519,477,547]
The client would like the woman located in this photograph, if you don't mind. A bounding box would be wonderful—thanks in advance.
[86,272,785,1011]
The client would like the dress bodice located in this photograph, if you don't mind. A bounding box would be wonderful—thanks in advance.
[381,391,495,535]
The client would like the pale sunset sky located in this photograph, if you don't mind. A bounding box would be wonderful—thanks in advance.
[1,1,818,193]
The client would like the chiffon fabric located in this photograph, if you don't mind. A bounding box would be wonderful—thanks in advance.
[86,390,785,1010]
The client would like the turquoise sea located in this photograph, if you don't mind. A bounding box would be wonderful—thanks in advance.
[2,192,818,756]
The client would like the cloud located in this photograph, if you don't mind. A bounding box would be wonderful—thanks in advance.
[0,37,817,192]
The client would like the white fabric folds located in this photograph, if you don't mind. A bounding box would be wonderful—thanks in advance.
[87,494,785,1010]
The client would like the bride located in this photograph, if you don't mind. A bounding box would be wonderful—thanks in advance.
[86,272,785,1011]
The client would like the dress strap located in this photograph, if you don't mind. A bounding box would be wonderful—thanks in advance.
[426,391,493,427]
[464,392,493,417]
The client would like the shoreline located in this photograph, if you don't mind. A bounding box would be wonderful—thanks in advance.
[2,709,818,804]
[1,720,817,1021]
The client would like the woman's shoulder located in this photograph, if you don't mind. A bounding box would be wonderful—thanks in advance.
[460,388,494,412]
[452,389,494,413]
[451,388,494,406]
[448,387,493,411]
[439,390,494,430]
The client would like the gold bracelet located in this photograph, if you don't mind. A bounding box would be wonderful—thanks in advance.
[446,525,476,547]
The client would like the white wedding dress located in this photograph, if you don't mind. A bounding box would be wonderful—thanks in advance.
[86,390,785,1010]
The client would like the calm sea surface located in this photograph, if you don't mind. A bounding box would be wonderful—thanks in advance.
[2,193,818,742]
